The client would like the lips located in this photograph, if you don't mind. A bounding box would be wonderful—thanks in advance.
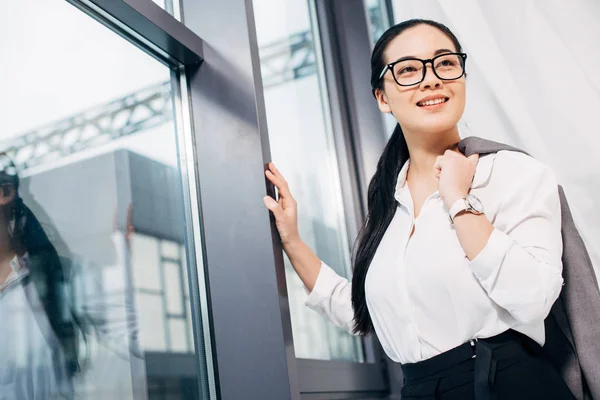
[417,97,449,107]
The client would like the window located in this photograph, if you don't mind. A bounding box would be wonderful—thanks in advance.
[1,0,207,398]
[364,0,398,136]
[365,0,392,44]
[253,0,364,362]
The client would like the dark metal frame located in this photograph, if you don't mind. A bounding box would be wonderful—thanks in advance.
[64,0,212,398]
[177,0,300,398]
[63,0,394,398]
[66,0,203,66]
[297,0,391,397]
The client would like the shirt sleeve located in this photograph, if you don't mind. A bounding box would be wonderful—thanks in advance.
[468,155,564,324]
[305,261,358,335]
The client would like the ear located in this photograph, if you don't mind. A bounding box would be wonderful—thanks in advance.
[374,88,392,114]
[0,186,16,206]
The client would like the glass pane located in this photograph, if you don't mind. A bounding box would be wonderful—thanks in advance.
[132,235,162,291]
[169,319,189,353]
[165,261,184,315]
[137,294,168,350]
[364,0,398,136]
[1,1,207,398]
[253,0,364,362]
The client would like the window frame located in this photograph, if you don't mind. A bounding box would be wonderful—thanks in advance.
[64,0,395,398]
[294,0,392,396]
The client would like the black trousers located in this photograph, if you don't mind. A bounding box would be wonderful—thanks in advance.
[400,330,575,400]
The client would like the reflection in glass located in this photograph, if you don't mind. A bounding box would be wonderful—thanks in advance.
[364,0,398,136]
[365,0,392,44]
[253,0,364,362]
[1,0,205,398]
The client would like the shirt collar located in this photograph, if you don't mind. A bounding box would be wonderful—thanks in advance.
[394,159,412,206]
[393,152,497,204]
[0,253,30,292]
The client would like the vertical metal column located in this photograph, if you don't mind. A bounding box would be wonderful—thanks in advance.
[178,0,299,399]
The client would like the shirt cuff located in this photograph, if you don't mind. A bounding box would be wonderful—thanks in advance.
[469,228,514,285]
[305,261,342,309]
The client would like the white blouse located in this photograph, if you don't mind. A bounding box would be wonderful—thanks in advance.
[305,150,564,364]
[0,232,141,399]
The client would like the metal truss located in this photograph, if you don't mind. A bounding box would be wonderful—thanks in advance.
[2,31,316,171]
[2,82,172,171]
[3,6,384,171]
[259,31,316,88]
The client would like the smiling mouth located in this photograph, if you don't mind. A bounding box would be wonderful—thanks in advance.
[417,97,449,107]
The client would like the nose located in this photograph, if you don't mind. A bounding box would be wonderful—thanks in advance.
[419,63,442,90]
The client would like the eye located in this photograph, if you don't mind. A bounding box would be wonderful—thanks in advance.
[436,59,457,68]
[435,55,461,70]
[398,66,417,75]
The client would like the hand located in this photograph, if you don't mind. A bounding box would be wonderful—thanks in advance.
[434,150,479,209]
[263,162,301,247]
[113,203,135,248]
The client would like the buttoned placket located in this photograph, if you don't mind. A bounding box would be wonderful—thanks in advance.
[396,176,443,360]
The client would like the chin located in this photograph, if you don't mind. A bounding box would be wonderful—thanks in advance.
[413,118,460,136]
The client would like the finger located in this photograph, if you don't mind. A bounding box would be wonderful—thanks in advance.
[266,164,293,199]
[269,162,286,181]
[263,195,284,220]
[265,169,288,198]
[266,170,295,209]
[265,166,297,210]
[434,155,444,172]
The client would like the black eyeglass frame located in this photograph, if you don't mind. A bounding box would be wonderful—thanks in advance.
[378,52,468,87]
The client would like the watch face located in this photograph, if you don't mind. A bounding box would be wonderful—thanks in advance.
[466,194,484,213]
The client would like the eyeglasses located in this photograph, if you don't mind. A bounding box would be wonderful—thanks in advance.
[378,52,467,87]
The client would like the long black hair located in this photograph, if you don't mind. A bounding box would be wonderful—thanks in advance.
[351,19,464,335]
[0,153,83,377]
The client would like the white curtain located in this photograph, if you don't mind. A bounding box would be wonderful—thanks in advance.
[391,0,600,284]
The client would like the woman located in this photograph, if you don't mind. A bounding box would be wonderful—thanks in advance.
[263,19,575,399]
[0,152,141,399]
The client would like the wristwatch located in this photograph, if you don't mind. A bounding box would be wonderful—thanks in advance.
[448,194,484,223]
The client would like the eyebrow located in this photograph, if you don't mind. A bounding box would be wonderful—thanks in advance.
[389,48,455,64]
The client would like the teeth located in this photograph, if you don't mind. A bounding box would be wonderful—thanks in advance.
[419,98,447,106]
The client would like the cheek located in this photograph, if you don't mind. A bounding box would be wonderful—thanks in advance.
[452,89,466,115]
[451,82,467,105]
[384,87,416,114]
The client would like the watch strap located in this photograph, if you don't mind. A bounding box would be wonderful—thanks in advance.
[448,197,468,223]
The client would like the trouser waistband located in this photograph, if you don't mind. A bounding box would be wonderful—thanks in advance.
[401,330,528,400]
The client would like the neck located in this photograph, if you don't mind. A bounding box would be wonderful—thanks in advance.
[0,224,16,286]
[404,125,461,178]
